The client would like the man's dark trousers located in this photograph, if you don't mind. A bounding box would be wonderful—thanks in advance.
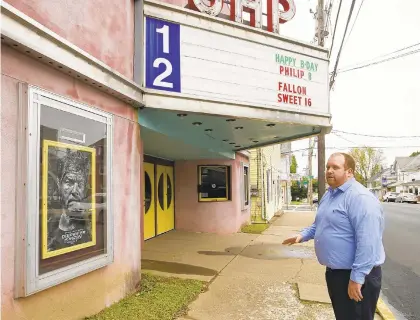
[325,266,382,320]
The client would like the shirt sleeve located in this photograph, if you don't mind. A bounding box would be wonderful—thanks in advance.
[348,194,384,284]
[300,223,316,242]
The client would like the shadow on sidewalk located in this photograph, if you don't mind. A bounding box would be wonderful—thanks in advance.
[142,259,218,276]
[198,243,315,260]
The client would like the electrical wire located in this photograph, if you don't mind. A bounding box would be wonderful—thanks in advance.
[282,145,420,155]
[343,0,365,48]
[327,145,420,150]
[332,132,360,145]
[325,0,333,38]
[337,48,420,74]
[339,42,420,70]
[329,0,357,88]
[332,129,420,139]
[328,0,343,59]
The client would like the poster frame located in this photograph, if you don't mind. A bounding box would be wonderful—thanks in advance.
[41,140,97,259]
[15,85,114,298]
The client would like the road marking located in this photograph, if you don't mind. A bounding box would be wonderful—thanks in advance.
[377,298,396,320]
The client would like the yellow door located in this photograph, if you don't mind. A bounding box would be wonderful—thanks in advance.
[156,165,174,235]
[144,162,156,240]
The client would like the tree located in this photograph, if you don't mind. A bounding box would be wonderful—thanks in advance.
[301,177,318,192]
[291,180,307,200]
[312,178,318,193]
[348,147,384,186]
[410,151,420,157]
[290,155,298,174]
[291,180,301,200]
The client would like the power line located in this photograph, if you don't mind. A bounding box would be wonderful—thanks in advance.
[340,42,420,70]
[331,145,420,150]
[332,129,420,139]
[329,0,357,88]
[337,48,420,74]
[325,0,334,39]
[332,132,360,145]
[343,0,365,48]
[328,0,343,59]
[283,145,420,155]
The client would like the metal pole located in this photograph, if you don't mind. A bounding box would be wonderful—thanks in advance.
[308,138,313,206]
[317,0,326,199]
[318,134,326,198]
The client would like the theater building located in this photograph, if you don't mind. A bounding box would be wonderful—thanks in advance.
[1,0,331,319]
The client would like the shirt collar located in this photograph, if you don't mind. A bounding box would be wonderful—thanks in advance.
[329,178,355,193]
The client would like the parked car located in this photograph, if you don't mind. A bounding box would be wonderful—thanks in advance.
[383,192,399,202]
[395,193,418,204]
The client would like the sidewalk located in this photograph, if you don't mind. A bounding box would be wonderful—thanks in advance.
[142,211,385,320]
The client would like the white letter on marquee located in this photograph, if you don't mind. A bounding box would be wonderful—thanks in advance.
[279,0,296,23]
[267,0,296,33]
[192,0,223,16]
[233,0,262,29]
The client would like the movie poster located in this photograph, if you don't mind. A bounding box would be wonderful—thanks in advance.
[42,140,96,259]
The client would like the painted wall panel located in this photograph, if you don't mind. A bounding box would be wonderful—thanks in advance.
[1,45,142,320]
[6,0,134,78]
[249,144,289,223]
[263,144,283,221]
[174,153,250,234]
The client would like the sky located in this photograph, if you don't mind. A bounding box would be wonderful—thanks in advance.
[277,0,420,177]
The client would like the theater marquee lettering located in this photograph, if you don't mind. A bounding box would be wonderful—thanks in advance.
[188,0,296,33]
[275,53,319,107]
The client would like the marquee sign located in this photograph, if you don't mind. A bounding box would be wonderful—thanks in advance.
[188,0,296,34]
[143,4,329,115]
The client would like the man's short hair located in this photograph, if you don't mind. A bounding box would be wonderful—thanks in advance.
[57,148,90,183]
[331,152,356,172]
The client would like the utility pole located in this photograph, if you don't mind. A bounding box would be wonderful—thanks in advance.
[308,138,314,206]
[317,134,326,198]
[317,0,327,199]
[317,0,325,46]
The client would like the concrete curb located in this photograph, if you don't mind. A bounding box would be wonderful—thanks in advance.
[377,298,396,320]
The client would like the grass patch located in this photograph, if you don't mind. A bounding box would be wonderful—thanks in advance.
[291,201,302,205]
[86,273,206,320]
[241,223,269,234]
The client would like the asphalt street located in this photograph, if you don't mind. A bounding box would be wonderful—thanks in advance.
[382,202,420,320]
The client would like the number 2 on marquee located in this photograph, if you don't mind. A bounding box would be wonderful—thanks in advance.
[153,25,173,88]
[153,58,173,88]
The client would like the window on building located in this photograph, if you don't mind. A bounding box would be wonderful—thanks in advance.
[244,165,249,206]
[16,86,113,296]
[198,165,230,201]
[266,169,272,203]
[240,163,250,209]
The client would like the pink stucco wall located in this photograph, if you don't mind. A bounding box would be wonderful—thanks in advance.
[1,45,142,320]
[174,153,250,234]
[7,0,135,78]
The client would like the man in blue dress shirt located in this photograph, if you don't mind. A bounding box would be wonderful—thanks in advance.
[283,152,385,320]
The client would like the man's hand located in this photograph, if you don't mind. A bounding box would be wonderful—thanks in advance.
[348,280,363,302]
[282,234,303,245]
